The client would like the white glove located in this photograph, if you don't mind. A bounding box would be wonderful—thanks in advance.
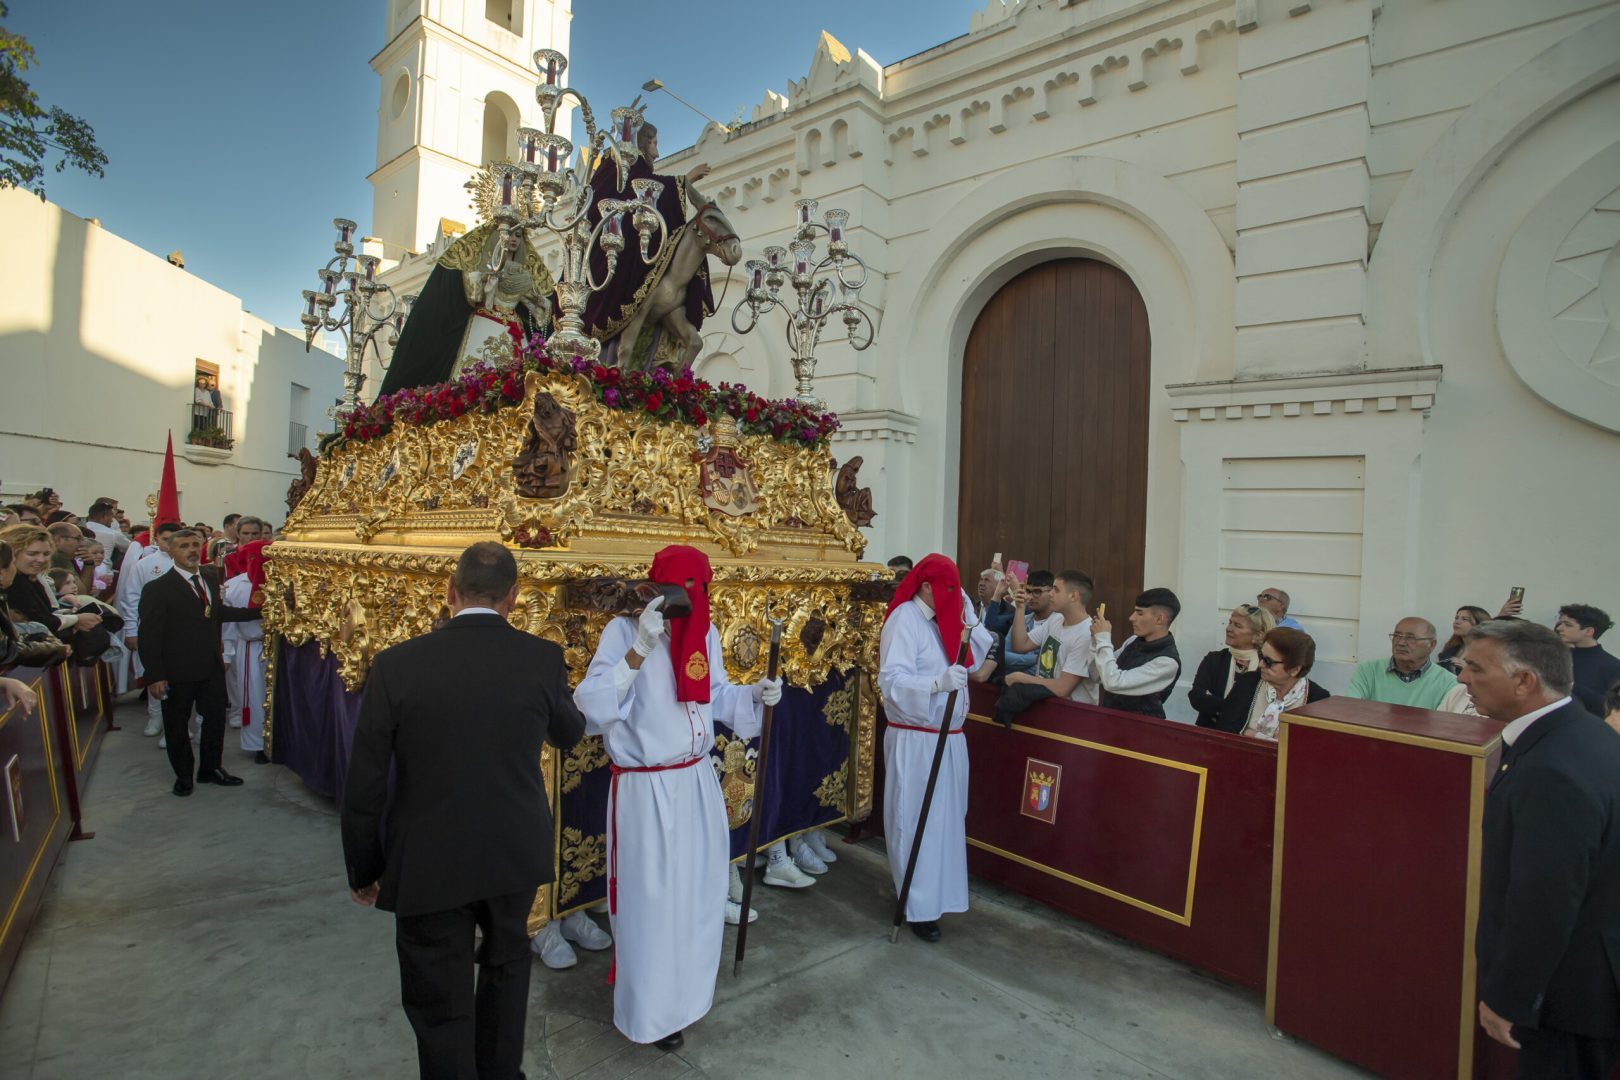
[632,595,665,657]
[753,677,783,707]
[931,665,969,694]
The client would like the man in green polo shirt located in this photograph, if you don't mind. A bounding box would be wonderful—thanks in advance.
[1346,616,1458,709]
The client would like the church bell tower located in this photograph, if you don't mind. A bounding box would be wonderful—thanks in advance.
[369,0,572,258]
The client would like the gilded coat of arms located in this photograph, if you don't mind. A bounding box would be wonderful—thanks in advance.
[714,735,758,829]
[696,414,759,517]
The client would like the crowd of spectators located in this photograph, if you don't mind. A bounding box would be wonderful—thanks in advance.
[892,551,1620,741]
[0,487,281,717]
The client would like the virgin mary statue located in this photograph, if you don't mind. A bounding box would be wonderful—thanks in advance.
[376,222,554,397]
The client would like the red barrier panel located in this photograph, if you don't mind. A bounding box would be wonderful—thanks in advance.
[963,684,1277,990]
[0,664,72,997]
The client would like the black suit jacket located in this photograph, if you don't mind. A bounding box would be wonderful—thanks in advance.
[340,613,586,917]
[136,568,260,685]
[1477,699,1620,1036]
[1207,670,1330,734]
[1190,648,1238,727]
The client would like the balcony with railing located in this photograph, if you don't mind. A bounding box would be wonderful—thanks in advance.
[182,401,235,464]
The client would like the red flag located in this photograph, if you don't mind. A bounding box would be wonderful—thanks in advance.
[154,432,181,527]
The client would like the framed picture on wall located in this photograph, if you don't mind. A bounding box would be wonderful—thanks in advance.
[4,754,22,842]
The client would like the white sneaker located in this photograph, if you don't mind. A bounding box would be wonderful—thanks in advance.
[763,856,816,889]
[806,828,839,864]
[725,900,758,925]
[728,863,745,904]
[559,909,612,951]
[142,713,162,737]
[790,836,828,875]
[530,921,577,969]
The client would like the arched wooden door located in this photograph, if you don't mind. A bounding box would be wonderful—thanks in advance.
[957,258,1150,615]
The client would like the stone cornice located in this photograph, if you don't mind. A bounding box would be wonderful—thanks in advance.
[829,410,920,445]
[1167,365,1442,421]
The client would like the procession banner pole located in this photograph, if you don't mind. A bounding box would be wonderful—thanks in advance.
[889,625,973,943]
[733,618,783,976]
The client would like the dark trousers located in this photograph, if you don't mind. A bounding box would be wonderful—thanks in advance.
[395,890,533,1080]
[1515,1027,1620,1079]
[161,670,227,780]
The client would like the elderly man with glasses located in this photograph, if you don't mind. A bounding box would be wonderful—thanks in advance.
[1345,616,1458,709]
[1256,587,1304,631]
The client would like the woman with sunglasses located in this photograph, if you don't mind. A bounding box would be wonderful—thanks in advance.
[1210,627,1329,739]
[1190,603,1276,727]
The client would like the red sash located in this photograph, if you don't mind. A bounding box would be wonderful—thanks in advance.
[607,755,707,916]
[886,720,963,736]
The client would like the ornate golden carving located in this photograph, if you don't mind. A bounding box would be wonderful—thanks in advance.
[283,372,865,560]
[849,670,877,822]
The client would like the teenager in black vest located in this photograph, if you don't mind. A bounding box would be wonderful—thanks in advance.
[1088,588,1182,719]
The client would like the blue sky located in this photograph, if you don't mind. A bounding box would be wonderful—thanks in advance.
[11,0,985,329]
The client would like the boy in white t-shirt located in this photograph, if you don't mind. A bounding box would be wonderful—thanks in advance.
[1005,570,1096,704]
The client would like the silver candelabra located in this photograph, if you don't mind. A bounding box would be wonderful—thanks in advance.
[299,218,414,420]
[486,48,670,363]
[731,199,875,408]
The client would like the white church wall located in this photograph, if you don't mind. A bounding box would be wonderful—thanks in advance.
[0,189,344,523]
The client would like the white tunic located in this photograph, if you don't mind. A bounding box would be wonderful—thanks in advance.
[115,548,172,678]
[573,617,761,1044]
[221,574,266,750]
[879,597,995,922]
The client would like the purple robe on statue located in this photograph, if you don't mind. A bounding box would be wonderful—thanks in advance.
[583,157,713,362]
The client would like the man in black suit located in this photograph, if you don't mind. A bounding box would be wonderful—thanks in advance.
[137,528,261,796]
[341,541,585,1080]
[1458,619,1620,1078]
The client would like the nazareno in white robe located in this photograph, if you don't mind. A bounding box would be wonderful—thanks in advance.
[221,573,266,751]
[878,596,995,923]
[573,616,762,1044]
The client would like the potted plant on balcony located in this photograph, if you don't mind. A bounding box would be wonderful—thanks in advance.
[187,425,234,450]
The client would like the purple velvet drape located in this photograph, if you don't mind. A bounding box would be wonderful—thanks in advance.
[272,638,364,802]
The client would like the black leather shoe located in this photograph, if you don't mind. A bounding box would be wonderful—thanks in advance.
[253,751,271,765]
[196,768,244,787]
[909,920,942,942]
[653,1030,684,1052]
[172,780,193,797]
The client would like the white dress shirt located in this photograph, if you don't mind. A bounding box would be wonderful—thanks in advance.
[1501,695,1573,746]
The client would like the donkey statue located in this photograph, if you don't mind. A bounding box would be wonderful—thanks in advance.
[613,185,742,371]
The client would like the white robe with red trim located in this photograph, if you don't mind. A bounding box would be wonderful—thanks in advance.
[573,616,761,1044]
[221,573,265,751]
[878,596,994,923]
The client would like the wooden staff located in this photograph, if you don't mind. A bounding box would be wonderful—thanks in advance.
[889,626,973,943]
[733,618,783,976]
